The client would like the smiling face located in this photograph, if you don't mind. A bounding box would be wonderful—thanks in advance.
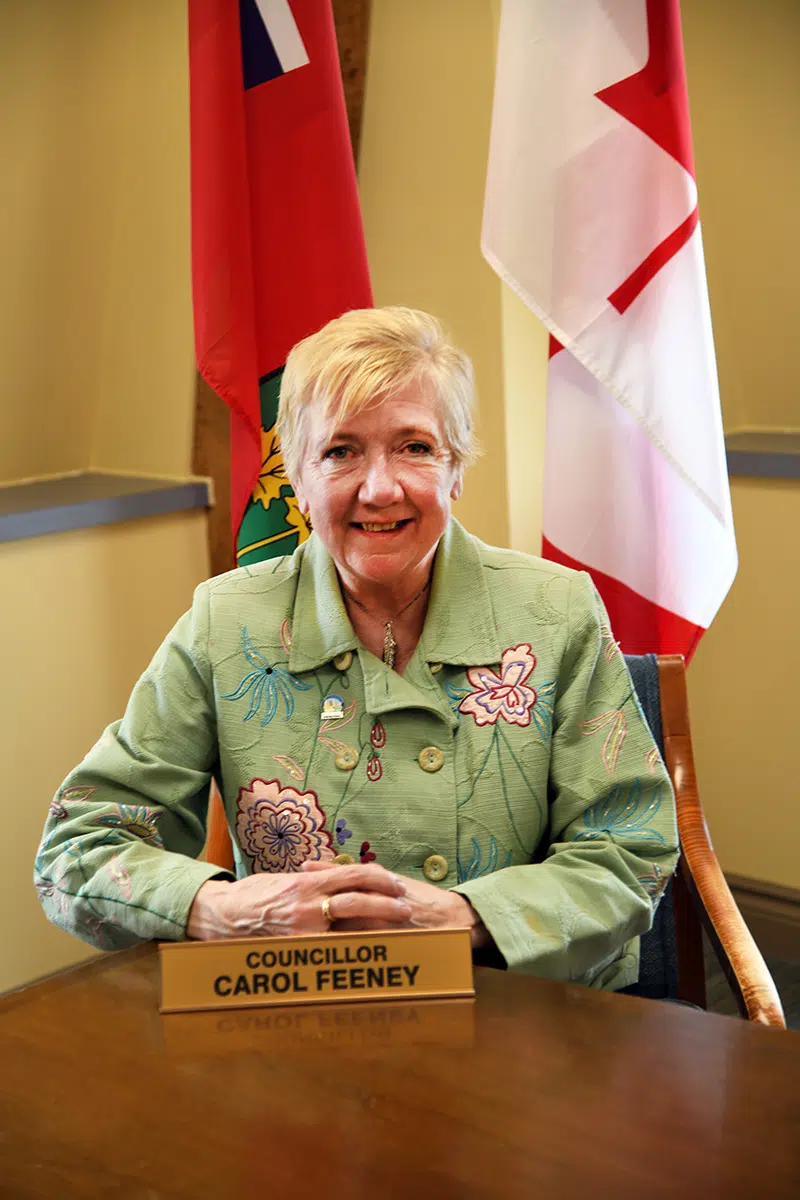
[291,383,462,601]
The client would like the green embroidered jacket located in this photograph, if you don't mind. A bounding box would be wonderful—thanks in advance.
[35,520,678,989]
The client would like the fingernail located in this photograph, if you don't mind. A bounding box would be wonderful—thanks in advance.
[393,877,407,894]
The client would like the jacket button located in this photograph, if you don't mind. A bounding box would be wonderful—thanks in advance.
[423,854,448,882]
[418,746,444,773]
[333,651,353,671]
[429,662,443,674]
[332,853,355,865]
[334,746,359,771]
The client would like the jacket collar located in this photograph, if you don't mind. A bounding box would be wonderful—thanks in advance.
[419,518,501,667]
[288,519,501,674]
[288,534,357,674]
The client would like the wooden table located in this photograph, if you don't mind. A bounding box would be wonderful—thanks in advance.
[2,944,799,1198]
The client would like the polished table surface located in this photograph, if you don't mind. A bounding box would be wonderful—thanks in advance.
[2,944,799,1199]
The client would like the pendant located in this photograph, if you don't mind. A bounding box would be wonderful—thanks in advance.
[382,621,397,669]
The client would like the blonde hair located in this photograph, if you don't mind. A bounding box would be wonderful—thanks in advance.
[276,307,480,482]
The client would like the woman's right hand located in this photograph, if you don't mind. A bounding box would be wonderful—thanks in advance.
[186,863,411,941]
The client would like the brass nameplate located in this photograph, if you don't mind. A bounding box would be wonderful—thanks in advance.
[159,927,474,1014]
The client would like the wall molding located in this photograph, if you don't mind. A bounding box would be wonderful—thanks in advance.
[726,873,800,965]
[0,472,211,545]
[725,430,800,479]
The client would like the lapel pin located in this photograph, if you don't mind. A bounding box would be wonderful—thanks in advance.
[320,694,345,721]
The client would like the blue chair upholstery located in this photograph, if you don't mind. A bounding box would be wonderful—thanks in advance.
[622,654,679,1000]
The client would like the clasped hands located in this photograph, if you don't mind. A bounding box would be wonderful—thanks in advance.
[187,860,489,947]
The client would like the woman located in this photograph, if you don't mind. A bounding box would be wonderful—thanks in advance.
[35,307,677,989]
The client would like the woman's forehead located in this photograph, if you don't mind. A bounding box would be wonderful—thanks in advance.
[309,384,445,441]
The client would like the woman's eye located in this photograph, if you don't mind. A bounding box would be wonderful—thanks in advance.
[322,445,351,461]
[405,441,433,456]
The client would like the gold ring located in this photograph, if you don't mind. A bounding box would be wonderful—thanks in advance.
[321,896,334,926]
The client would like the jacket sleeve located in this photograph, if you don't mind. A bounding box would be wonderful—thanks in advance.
[453,571,679,986]
[34,582,233,950]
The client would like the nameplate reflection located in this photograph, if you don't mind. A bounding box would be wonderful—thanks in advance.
[160,996,476,1053]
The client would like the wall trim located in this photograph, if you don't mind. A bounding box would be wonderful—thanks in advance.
[0,471,212,545]
[726,873,800,965]
[725,430,800,479]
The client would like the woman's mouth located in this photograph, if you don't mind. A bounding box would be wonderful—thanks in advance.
[352,519,412,533]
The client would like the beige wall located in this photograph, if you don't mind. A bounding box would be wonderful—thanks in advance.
[87,1,196,478]
[0,0,195,486]
[683,0,800,433]
[2,512,209,994]
[688,480,799,889]
[688,475,800,892]
[500,289,549,557]
[358,0,509,547]
[682,1,800,889]
[1,1,102,481]
[0,1,205,992]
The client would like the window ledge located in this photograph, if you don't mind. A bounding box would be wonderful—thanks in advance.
[0,471,212,545]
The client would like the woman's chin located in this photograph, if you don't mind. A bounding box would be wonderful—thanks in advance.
[344,554,418,591]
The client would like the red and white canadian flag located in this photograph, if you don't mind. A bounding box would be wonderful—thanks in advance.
[482,0,737,660]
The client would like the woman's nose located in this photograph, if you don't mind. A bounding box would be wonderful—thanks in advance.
[358,456,404,506]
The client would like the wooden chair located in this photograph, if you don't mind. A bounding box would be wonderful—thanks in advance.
[204,654,785,1028]
[205,781,235,877]
[626,654,785,1028]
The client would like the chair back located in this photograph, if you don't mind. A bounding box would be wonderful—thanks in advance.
[624,654,679,1000]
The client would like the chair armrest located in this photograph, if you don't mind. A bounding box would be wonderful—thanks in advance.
[658,656,785,1029]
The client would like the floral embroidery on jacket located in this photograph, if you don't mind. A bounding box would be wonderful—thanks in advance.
[445,678,470,715]
[35,877,68,917]
[235,777,334,872]
[95,804,164,847]
[335,818,352,846]
[223,628,311,726]
[528,679,556,739]
[600,624,621,664]
[457,836,512,882]
[576,780,665,847]
[317,734,351,759]
[637,862,668,902]
[86,915,115,948]
[645,746,661,775]
[458,644,539,728]
[366,755,383,782]
[105,853,133,901]
[61,785,97,805]
[359,840,377,864]
[370,719,386,749]
[272,754,305,781]
[580,708,628,774]
[366,719,385,780]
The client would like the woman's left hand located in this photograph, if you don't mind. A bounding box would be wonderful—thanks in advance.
[300,862,491,948]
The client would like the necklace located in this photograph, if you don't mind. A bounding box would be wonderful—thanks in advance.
[342,578,431,669]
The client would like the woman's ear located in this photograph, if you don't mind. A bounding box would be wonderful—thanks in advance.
[450,472,463,502]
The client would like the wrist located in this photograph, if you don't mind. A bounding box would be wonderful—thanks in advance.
[186,879,232,941]
[469,918,491,950]
[455,893,491,950]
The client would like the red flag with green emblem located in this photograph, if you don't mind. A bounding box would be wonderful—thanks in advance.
[189,0,372,566]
